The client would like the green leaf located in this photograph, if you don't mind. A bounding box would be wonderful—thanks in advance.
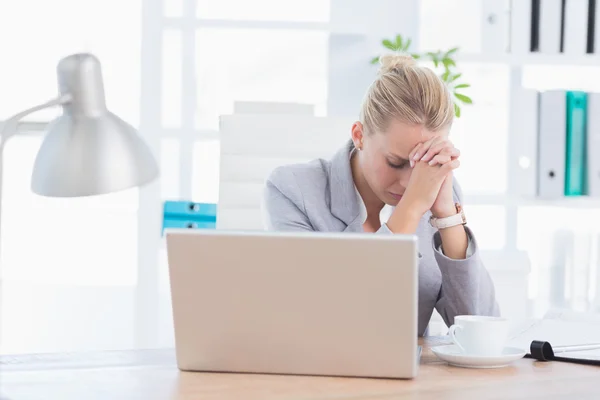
[454,93,473,104]
[403,38,412,51]
[454,83,470,89]
[448,73,462,83]
[454,103,461,118]
[371,56,380,64]
[433,58,439,68]
[395,34,403,48]
[454,103,460,118]
[411,53,421,59]
[383,39,396,50]
[445,47,459,57]
[425,51,439,62]
[442,58,456,68]
[441,70,450,81]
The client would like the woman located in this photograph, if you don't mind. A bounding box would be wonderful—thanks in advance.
[262,54,499,335]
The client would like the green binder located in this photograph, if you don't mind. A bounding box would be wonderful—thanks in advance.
[565,91,587,196]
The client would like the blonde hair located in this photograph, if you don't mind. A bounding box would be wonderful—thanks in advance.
[360,53,454,135]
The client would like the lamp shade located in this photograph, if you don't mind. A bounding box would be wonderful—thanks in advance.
[31,53,159,197]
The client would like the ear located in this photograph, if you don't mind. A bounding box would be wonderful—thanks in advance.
[351,122,365,150]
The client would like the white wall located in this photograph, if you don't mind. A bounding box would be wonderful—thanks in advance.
[3,0,600,354]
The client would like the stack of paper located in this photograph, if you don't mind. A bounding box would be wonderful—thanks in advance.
[508,311,600,361]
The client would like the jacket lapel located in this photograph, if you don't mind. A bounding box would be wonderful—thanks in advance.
[328,140,363,231]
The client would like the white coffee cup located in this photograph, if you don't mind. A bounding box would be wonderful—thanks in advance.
[448,316,509,356]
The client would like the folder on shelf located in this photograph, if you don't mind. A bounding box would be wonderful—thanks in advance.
[587,0,597,53]
[537,0,562,53]
[482,0,510,53]
[162,201,217,234]
[565,91,587,196]
[563,0,589,54]
[509,86,539,198]
[537,90,567,198]
[587,92,600,196]
[593,0,600,53]
[510,0,534,53]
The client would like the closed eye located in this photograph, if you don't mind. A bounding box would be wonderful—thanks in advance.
[387,160,409,169]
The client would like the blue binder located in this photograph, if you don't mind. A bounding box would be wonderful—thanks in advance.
[162,201,217,234]
[565,91,587,196]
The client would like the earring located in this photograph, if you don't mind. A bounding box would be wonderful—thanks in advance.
[357,140,363,151]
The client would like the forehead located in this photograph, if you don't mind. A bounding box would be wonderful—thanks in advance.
[376,119,448,157]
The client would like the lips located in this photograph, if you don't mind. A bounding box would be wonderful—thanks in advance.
[389,192,403,201]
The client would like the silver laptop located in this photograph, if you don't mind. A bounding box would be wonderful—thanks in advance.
[166,229,420,379]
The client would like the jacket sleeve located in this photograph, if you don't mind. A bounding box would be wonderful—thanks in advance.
[432,179,501,326]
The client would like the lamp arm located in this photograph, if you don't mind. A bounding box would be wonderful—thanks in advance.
[0,94,72,146]
[0,93,71,278]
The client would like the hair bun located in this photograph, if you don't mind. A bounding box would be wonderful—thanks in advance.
[378,53,417,74]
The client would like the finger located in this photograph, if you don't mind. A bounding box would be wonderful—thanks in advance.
[412,136,441,162]
[449,147,460,159]
[420,143,445,162]
[420,140,452,162]
[409,143,423,167]
[435,146,460,160]
[428,153,452,166]
[441,158,460,172]
[409,143,422,161]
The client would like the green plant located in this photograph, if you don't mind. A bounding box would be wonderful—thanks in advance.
[370,34,472,118]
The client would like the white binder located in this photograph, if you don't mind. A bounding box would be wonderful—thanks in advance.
[509,84,539,198]
[563,0,589,55]
[537,90,566,198]
[587,92,600,197]
[509,0,533,54]
[539,0,563,53]
[482,0,510,53]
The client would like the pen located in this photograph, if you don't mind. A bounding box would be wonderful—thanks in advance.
[552,343,600,353]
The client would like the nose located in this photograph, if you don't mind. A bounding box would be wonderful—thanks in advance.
[397,168,412,187]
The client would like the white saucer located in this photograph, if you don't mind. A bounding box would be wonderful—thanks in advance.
[431,345,527,368]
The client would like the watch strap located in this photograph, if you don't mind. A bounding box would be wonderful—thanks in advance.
[429,203,467,229]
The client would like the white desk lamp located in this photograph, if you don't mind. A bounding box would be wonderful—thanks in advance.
[0,53,159,262]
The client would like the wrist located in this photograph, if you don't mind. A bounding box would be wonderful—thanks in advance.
[431,203,457,218]
[387,197,423,234]
[430,203,467,230]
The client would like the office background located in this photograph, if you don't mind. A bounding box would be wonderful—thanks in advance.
[1,0,600,354]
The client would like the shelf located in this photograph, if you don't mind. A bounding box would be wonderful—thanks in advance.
[165,17,331,31]
[455,52,600,67]
[466,194,600,208]
[520,196,600,208]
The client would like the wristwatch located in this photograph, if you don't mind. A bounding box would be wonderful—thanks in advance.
[429,203,467,230]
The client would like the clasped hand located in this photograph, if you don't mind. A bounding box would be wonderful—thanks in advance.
[400,136,460,218]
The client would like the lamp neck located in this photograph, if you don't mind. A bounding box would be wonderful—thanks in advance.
[57,53,107,117]
[0,95,70,145]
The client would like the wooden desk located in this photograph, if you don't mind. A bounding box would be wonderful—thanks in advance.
[1,337,597,400]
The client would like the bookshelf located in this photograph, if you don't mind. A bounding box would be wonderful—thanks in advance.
[467,194,600,209]
[417,2,600,322]
[456,52,600,67]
